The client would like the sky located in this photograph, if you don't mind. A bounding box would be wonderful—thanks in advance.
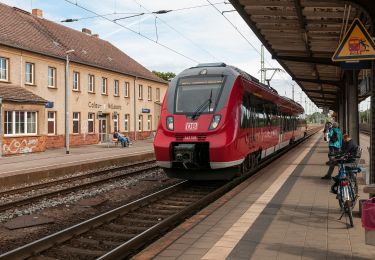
[3,0,369,113]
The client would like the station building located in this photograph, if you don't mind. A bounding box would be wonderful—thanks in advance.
[0,3,168,156]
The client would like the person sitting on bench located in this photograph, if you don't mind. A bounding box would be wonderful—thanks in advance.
[113,131,130,147]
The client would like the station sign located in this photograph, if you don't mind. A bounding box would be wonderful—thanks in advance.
[332,18,375,62]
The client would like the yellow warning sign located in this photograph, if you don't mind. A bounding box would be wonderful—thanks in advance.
[332,18,375,61]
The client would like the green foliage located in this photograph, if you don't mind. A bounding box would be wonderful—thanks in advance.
[359,110,370,123]
[305,112,328,124]
[152,71,176,81]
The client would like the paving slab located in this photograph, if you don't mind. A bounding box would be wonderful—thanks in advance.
[3,214,54,229]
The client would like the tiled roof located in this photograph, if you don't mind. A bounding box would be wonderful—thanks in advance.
[0,83,47,104]
[0,3,166,84]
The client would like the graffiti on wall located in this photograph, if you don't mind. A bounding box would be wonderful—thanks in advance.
[3,138,38,154]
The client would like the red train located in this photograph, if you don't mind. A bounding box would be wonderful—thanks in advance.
[154,63,306,180]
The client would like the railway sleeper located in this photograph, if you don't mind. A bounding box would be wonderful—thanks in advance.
[46,245,106,259]
[159,199,193,206]
[170,194,205,199]
[163,196,197,202]
[93,229,134,241]
[140,207,178,215]
[71,237,121,248]
[127,212,167,220]
[117,217,157,227]
[106,223,148,233]
[153,203,187,210]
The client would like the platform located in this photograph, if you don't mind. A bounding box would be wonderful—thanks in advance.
[135,133,374,260]
[0,139,154,187]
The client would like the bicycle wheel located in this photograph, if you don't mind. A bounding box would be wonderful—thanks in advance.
[345,200,354,227]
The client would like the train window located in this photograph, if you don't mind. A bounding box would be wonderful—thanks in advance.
[175,76,224,114]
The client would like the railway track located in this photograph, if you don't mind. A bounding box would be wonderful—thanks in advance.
[360,129,370,135]
[0,160,157,212]
[0,127,321,260]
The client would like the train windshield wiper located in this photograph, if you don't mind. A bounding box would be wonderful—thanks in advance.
[191,90,213,120]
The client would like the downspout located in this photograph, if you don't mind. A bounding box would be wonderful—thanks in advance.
[134,76,137,141]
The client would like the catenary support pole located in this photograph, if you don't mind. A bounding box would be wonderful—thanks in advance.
[347,70,359,145]
[370,60,375,184]
[339,90,345,130]
[65,54,70,154]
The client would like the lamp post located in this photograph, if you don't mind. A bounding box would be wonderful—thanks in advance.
[65,49,74,154]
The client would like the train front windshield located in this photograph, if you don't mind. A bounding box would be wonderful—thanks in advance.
[175,76,224,114]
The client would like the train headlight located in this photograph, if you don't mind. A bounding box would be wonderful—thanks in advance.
[166,116,174,131]
[209,115,221,130]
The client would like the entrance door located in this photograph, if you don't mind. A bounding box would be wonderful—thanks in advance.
[99,116,108,142]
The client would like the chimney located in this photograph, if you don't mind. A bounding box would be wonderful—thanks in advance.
[32,8,43,18]
[92,34,99,38]
[82,28,92,35]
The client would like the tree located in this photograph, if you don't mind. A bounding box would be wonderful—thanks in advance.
[152,71,176,81]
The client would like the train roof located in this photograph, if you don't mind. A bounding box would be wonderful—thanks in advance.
[186,63,304,114]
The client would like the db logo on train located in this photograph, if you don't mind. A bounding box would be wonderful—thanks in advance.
[185,122,198,131]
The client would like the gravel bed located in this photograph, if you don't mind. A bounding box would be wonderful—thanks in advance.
[0,169,178,254]
[0,166,159,223]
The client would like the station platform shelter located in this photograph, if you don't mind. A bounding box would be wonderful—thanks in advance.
[135,133,374,260]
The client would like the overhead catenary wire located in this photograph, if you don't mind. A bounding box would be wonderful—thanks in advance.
[60,2,226,23]
[63,0,199,63]
[205,0,311,106]
[132,0,220,61]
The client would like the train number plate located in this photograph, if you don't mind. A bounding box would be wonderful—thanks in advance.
[185,122,198,131]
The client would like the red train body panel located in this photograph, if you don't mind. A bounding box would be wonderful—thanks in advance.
[154,63,306,180]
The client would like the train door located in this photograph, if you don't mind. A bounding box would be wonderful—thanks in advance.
[278,110,283,149]
[249,95,255,148]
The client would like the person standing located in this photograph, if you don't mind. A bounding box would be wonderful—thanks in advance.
[322,122,342,179]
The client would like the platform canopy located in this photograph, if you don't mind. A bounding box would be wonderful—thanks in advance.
[229,0,375,109]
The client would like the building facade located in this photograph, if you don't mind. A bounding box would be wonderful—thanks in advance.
[0,4,167,156]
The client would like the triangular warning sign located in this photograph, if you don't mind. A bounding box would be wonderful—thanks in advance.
[332,18,375,61]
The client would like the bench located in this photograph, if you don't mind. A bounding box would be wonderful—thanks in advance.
[112,138,119,146]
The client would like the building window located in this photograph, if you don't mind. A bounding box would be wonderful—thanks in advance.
[124,82,129,98]
[73,112,80,134]
[48,67,56,87]
[148,86,152,101]
[124,114,130,132]
[102,77,107,95]
[138,84,143,100]
[138,115,143,131]
[113,113,119,132]
[4,111,37,135]
[73,71,80,91]
[4,111,13,135]
[156,88,160,102]
[147,115,152,130]
[0,57,9,81]
[47,111,56,135]
[88,74,95,93]
[88,113,95,133]
[25,62,34,84]
[114,80,119,96]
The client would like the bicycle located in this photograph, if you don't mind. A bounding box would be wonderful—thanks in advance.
[331,153,361,227]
